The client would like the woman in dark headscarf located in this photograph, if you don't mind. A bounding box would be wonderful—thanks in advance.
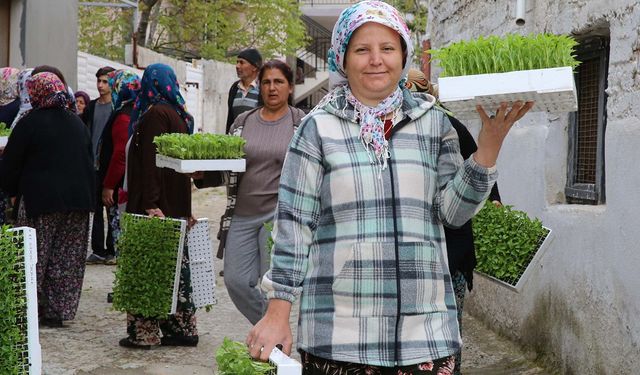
[74,91,91,116]
[119,63,198,349]
[0,72,95,327]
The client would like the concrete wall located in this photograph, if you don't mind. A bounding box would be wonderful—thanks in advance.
[428,1,640,373]
[136,47,236,134]
[6,0,78,88]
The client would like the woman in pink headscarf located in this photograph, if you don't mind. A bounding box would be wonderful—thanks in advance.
[0,72,95,328]
[246,1,532,373]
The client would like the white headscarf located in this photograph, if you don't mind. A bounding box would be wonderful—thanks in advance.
[321,1,413,171]
[10,68,33,129]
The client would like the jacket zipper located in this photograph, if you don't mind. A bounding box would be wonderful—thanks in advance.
[387,116,410,365]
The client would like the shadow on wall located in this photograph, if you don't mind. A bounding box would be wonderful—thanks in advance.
[520,287,606,375]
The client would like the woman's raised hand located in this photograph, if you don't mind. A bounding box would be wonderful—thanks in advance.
[473,101,534,168]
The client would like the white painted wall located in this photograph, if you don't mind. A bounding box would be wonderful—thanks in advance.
[136,47,236,134]
[77,51,144,100]
[428,0,640,373]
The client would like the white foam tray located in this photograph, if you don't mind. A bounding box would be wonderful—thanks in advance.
[0,136,8,147]
[186,218,217,308]
[438,67,577,119]
[269,347,302,375]
[9,226,41,375]
[156,154,246,173]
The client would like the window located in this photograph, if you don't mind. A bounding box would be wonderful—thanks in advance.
[566,35,609,204]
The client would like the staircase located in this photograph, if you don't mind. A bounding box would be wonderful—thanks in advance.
[294,15,332,108]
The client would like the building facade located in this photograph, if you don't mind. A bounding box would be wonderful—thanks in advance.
[428,1,640,373]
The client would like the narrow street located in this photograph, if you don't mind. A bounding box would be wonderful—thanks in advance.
[40,187,549,374]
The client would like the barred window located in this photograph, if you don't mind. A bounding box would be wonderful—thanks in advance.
[566,36,609,205]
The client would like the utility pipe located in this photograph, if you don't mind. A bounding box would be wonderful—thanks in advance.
[516,0,526,26]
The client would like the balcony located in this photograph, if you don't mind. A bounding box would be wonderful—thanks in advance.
[298,0,356,30]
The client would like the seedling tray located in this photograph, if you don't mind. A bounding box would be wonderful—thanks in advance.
[475,226,553,292]
[2,227,42,375]
[156,154,246,173]
[0,136,8,147]
[438,67,577,119]
[268,347,302,375]
[186,218,217,308]
[114,214,186,315]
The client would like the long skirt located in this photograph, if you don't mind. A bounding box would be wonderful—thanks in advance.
[452,271,467,375]
[125,250,198,346]
[17,204,91,321]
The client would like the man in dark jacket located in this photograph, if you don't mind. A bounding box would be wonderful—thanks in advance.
[83,66,116,265]
[225,48,262,134]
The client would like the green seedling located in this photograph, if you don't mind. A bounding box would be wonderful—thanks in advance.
[430,33,580,77]
[154,133,246,160]
[472,201,549,285]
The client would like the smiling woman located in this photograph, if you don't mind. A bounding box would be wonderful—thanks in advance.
[344,22,405,106]
[246,1,533,373]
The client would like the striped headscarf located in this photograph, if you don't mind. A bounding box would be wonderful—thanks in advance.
[406,68,439,97]
[129,63,193,135]
[26,72,72,110]
[0,67,20,106]
[322,1,413,171]
[108,69,141,112]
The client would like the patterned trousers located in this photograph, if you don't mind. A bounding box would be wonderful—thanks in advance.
[17,204,90,321]
[451,271,467,375]
[126,250,198,346]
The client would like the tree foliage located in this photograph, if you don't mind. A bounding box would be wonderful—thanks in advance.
[78,1,134,62]
[78,0,308,63]
[385,0,429,63]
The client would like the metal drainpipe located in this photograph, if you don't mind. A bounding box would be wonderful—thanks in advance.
[516,0,527,26]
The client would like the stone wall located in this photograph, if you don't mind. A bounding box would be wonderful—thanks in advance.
[428,1,640,373]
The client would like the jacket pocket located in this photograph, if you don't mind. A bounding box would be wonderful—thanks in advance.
[332,242,448,317]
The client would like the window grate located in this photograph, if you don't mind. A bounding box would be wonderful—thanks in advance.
[575,57,600,184]
[566,35,609,205]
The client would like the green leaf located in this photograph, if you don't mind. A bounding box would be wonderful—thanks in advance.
[473,201,549,285]
[430,33,581,77]
[215,337,275,375]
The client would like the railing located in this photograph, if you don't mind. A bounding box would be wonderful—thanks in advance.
[298,15,332,77]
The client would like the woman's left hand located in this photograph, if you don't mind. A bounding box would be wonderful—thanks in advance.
[473,101,534,167]
[187,215,197,229]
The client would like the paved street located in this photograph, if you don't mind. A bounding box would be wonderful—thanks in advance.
[40,187,549,374]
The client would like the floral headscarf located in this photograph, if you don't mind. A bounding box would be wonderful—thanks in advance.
[10,69,34,128]
[323,0,413,171]
[108,69,141,112]
[129,63,193,135]
[0,67,20,106]
[26,72,72,110]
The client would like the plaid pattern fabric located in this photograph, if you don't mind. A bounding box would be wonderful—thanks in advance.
[262,90,497,367]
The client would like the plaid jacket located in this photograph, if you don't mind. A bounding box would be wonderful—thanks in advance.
[262,89,497,367]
